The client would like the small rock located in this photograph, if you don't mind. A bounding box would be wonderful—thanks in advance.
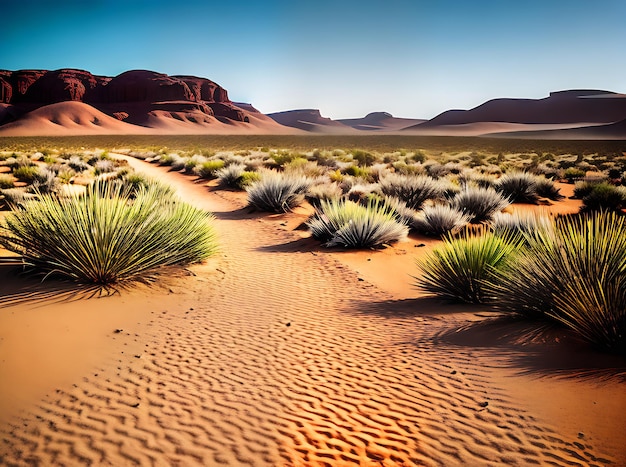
[478,401,489,408]
[286,322,291,327]
[451,370,457,375]
[358,277,364,282]
[113,329,123,334]
[578,432,585,439]
[131,403,140,408]
[415,243,426,247]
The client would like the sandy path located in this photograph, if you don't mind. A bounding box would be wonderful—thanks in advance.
[1,157,624,466]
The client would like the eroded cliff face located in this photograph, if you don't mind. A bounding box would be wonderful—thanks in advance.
[0,68,246,124]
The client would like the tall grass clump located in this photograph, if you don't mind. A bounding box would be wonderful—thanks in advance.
[307,198,408,248]
[533,176,564,200]
[580,182,626,212]
[492,210,554,239]
[379,173,443,210]
[416,231,521,303]
[246,172,310,212]
[413,204,470,237]
[216,163,246,188]
[452,186,510,223]
[492,211,626,354]
[495,172,538,203]
[194,159,226,179]
[0,181,217,285]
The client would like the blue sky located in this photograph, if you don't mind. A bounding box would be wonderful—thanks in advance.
[2,0,625,119]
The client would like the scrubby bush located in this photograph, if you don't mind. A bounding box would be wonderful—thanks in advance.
[94,160,117,175]
[351,149,376,166]
[0,174,15,189]
[0,181,217,285]
[29,168,59,194]
[12,165,41,183]
[492,210,554,238]
[491,212,626,354]
[495,172,538,203]
[380,173,443,210]
[452,187,510,223]
[533,176,564,200]
[216,163,246,188]
[307,198,408,248]
[413,204,470,237]
[67,156,91,172]
[564,167,585,183]
[416,231,521,303]
[305,183,343,208]
[194,160,226,179]
[580,182,626,212]
[246,172,310,212]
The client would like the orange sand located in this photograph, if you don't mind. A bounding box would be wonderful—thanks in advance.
[1,158,624,466]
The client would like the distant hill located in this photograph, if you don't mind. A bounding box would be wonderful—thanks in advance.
[402,90,626,138]
[266,109,355,133]
[0,69,296,135]
[337,112,426,131]
[1,70,624,139]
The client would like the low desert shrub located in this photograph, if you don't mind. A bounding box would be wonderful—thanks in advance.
[246,172,310,212]
[307,198,408,248]
[533,176,564,200]
[12,165,42,184]
[0,181,217,285]
[413,204,470,237]
[495,172,538,203]
[492,210,554,239]
[564,167,585,183]
[67,156,91,173]
[305,182,343,208]
[380,173,443,210]
[194,160,226,179]
[491,211,626,354]
[452,187,510,223]
[0,174,15,189]
[416,231,521,303]
[580,182,626,212]
[351,149,376,166]
[216,163,246,188]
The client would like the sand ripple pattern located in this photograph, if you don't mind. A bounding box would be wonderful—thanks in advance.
[0,165,616,466]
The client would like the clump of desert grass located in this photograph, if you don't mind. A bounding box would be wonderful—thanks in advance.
[491,210,554,238]
[0,181,217,285]
[246,171,310,212]
[379,173,444,209]
[452,186,510,223]
[495,171,539,203]
[416,230,521,303]
[307,198,408,248]
[491,211,626,354]
[412,204,471,237]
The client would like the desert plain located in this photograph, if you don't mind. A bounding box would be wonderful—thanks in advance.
[0,135,624,467]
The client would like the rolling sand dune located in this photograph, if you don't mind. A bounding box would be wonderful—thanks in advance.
[0,102,301,136]
[402,121,609,137]
[1,159,624,466]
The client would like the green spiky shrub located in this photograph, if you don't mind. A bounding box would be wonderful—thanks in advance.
[216,163,246,187]
[495,172,538,203]
[307,198,408,248]
[0,181,217,285]
[452,186,510,223]
[379,173,443,210]
[580,182,626,212]
[246,172,310,212]
[12,165,42,184]
[194,160,226,179]
[492,210,554,239]
[413,204,470,237]
[491,211,626,354]
[533,176,564,200]
[0,174,15,189]
[416,231,521,304]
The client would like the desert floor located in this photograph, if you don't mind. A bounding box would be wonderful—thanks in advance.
[1,156,625,466]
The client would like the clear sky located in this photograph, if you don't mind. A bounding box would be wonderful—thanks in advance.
[2,0,625,119]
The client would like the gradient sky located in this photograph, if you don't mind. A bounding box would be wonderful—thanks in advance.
[2,0,625,119]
